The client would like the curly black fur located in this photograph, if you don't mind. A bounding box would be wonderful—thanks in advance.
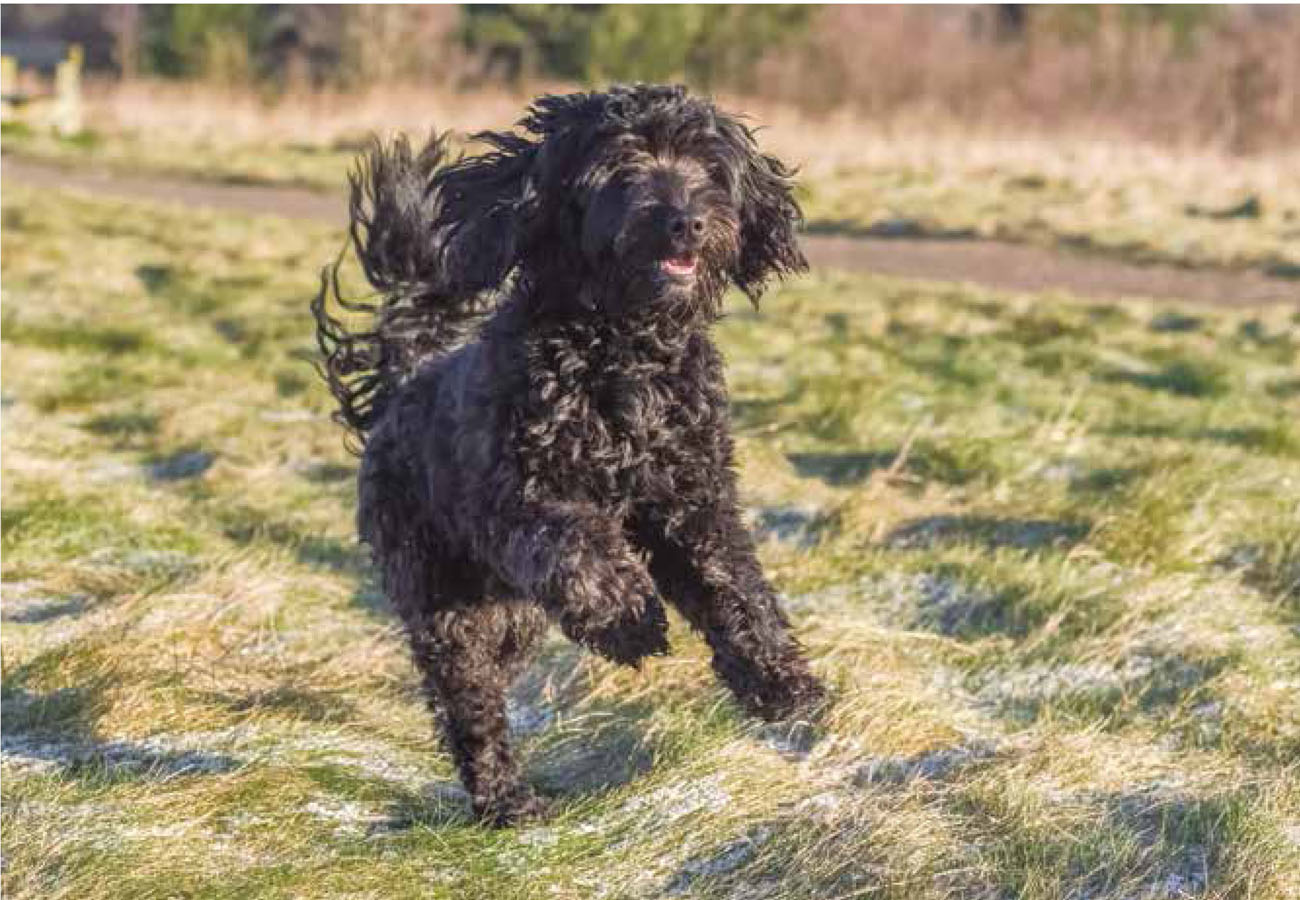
[312,84,824,826]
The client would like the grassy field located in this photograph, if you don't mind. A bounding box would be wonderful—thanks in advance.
[804,156,1300,274]
[6,103,1299,275]
[2,181,1299,899]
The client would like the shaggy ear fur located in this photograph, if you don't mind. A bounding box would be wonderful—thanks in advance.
[715,115,808,304]
[347,132,451,295]
[432,131,538,295]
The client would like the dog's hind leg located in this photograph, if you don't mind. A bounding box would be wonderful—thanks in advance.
[406,593,549,826]
[359,437,548,824]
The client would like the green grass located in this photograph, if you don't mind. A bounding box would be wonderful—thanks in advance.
[2,125,358,192]
[2,183,1298,898]
[801,159,1300,273]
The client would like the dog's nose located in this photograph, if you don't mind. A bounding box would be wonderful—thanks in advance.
[668,214,706,238]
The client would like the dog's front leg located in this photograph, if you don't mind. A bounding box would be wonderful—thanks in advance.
[643,502,824,721]
[484,503,670,666]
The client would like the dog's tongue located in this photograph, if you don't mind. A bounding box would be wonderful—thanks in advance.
[661,253,697,276]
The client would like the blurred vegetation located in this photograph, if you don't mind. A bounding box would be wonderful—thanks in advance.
[3,5,1297,150]
[460,5,811,88]
[141,5,264,82]
[122,4,814,89]
[1041,4,1218,51]
[3,4,1251,89]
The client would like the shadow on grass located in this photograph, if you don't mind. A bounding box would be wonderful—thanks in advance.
[792,440,996,489]
[295,535,366,572]
[867,332,994,389]
[134,263,174,294]
[217,502,381,617]
[219,504,367,575]
[731,392,798,432]
[1104,423,1298,456]
[0,593,91,623]
[895,574,1063,642]
[296,461,357,484]
[134,263,223,317]
[660,823,777,896]
[371,783,477,831]
[804,218,976,241]
[1095,359,1230,398]
[654,796,969,898]
[82,409,161,449]
[1,680,240,783]
[146,449,216,482]
[351,573,391,617]
[1220,542,1300,624]
[750,505,831,549]
[1,731,240,782]
[2,679,110,740]
[200,684,360,725]
[853,739,999,787]
[525,707,656,800]
[1148,311,1204,333]
[1068,466,1147,495]
[1,313,154,356]
[948,780,1256,898]
[977,649,1234,727]
[885,515,1090,552]
[654,777,1254,898]
[513,644,657,800]
[1267,376,1300,399]
[788,451,898,486]
[1047,786,1250,898]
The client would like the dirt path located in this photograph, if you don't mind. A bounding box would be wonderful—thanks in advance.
[5,154,1296,306]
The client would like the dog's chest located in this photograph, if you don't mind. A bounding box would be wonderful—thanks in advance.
[518,335,725,503]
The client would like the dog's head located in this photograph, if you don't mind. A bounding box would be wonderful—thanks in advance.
[433,84,807,321]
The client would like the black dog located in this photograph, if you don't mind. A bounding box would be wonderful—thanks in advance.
[313,84,824,825]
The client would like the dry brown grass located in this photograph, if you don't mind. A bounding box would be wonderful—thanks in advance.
[758,6,1300,155]
[77,78,535,147]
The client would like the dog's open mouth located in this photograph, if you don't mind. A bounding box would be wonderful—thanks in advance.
[660,253,698,278]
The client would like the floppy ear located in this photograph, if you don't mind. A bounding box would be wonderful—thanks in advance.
[715,116,808,304]
[431,130,538,295]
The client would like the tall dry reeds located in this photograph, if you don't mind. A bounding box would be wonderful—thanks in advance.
[754,6,1300,154]
[74,6,1299,159]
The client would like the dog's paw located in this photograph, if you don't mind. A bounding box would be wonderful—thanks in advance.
[475,786,552,828]
[593,595,670,667]
[742,671,828,723]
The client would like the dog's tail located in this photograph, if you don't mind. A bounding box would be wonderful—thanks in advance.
[310,133,496,451]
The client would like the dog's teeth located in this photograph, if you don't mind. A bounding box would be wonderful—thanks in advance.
[662,256,697,276]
